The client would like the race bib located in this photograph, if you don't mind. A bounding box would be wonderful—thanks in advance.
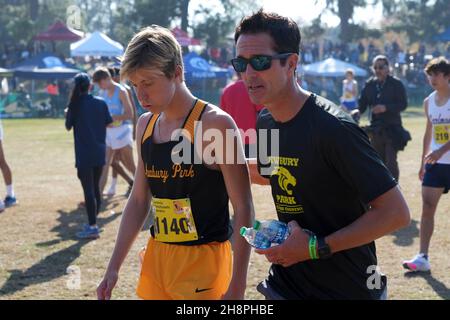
[344,91,353,99]
[434,125,450,145]
[152,197,198,242]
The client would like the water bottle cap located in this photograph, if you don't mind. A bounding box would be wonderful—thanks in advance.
[253,220,261,230]
[240,227,247,236]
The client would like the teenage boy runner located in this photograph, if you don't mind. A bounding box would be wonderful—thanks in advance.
[104,67,135,196]
[236,10,410,299]
[92,67,136,196]
[403,57,450,272]
[97,25,253,300]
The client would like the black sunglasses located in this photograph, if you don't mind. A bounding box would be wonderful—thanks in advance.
[373,65,387,70]
[230,53,294,72]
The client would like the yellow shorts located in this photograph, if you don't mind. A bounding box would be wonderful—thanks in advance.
[136,237,232,300]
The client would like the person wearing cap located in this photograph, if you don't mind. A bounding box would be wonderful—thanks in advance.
[65,73,113,239]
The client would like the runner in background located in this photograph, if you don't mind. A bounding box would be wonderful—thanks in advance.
[403,57,450,272]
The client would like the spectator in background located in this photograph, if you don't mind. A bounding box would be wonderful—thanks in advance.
[341,68,358,113]
[46,80,59,117]
[357,55,410,181]
[65,73,113,239]
[220,74,264,158]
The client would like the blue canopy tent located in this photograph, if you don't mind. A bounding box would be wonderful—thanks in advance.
[301,58,368,104]
[433,27,450,42]
[302,58,368,77]
[70,31,124,57]
[183,52,229,103]
[8,53,81,118]
[183,52,229,82]
[12,52,80,80]
[13,67,80,80]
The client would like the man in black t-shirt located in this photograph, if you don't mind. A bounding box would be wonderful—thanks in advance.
[233,10,411,299]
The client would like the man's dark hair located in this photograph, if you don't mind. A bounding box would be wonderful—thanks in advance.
[234,9,301,57]
[425,57,450,76]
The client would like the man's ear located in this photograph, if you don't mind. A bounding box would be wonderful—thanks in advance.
[288,54,299,75]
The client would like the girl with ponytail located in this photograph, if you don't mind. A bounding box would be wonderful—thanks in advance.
[65,73,113,239]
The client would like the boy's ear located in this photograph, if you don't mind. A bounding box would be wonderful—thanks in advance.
[174,65,183,80]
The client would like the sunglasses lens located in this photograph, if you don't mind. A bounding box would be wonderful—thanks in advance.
[250,56,271,71]
[231,58,247,72]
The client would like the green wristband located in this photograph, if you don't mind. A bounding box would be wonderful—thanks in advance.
[312,236,318,260]
[308,235,318,260]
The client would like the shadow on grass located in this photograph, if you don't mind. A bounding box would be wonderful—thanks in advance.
[391,219,419,247]
[0,202,121,297]
[404,271,450,299]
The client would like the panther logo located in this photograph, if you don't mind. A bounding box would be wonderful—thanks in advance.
[271,166,296,195]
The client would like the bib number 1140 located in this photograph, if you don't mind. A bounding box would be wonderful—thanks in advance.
[155,217,191,235]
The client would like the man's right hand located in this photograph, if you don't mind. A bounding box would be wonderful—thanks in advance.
[97,270,119,300]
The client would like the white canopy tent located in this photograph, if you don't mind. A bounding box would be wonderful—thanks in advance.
[70,31,123,57]
[302,58,368,77]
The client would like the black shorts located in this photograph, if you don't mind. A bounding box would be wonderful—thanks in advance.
[422,163,450,194]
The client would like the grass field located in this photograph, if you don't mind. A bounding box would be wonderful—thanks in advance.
[0,108,449,300]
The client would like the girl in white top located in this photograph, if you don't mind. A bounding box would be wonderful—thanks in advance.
[403,57,450,273]
[341,69,358,111]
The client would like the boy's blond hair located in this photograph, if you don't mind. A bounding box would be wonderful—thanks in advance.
[120,25,184,81]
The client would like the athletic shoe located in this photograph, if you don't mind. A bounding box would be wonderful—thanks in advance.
[4,196,17,207]
[76,225,100,239]
[104,185,116,196]
[0,200,5,213]
[402,253,430,272]
[82,223,103,233]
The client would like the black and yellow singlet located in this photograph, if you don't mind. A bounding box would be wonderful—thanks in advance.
[141,99,232,246]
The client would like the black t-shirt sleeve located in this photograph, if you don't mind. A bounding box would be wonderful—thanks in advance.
[255,109,274,178]
[323,119,397,204]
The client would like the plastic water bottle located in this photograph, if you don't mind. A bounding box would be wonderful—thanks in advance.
[253,219,289,244]
[240,227,271,249]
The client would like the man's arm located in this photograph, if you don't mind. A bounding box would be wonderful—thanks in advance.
[255,186,410,267]
[325,186,410,254]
